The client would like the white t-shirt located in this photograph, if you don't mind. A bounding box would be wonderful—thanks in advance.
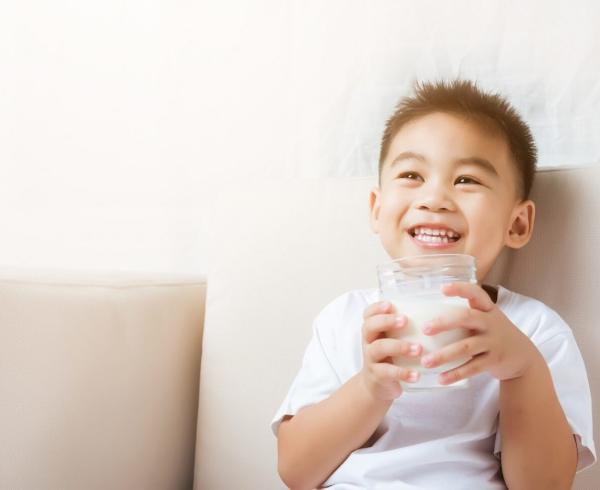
[271,285,596,489]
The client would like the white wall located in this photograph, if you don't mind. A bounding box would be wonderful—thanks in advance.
[1,0,599,275]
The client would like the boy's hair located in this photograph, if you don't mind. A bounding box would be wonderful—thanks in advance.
[379,80,537,200]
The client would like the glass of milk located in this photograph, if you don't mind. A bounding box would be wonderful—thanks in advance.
[377,254,477,392]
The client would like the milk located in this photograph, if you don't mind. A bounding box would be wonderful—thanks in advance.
[386,292,471,373]
[377,253,477,390]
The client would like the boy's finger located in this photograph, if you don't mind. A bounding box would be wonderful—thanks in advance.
[363,314,407,343]
[422,307,483,336]
[367,338,422,362]
[438,354,489,385]
[441,282,495,312]
[371,363,420,384]
[363,301,395,319]
[420,337,485,369]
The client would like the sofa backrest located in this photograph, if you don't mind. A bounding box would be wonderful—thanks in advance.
[195,166,599,489]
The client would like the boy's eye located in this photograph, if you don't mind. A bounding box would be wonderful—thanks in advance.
[397,172,422,181]
[455,176,480,185]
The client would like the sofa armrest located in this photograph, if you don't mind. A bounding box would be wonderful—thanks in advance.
[0,268,206,490]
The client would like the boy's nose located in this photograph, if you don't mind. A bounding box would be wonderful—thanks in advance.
[415,187,456,212]
[417,199,453,212]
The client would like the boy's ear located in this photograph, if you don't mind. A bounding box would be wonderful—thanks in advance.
[505,199,535,249]
[369,187,382,234]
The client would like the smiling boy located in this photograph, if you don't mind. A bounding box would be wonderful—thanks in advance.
[272,80,596,489]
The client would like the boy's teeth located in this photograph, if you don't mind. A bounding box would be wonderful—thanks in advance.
[415,234,450,243]
[414,227,459,238]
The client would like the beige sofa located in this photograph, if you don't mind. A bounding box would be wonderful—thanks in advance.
[2,166,599,489]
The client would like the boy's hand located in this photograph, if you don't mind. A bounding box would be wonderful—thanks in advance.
[420,282,540,385]
[359,300,422,400]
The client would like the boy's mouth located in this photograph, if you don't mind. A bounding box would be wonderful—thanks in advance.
[408,225,462,245]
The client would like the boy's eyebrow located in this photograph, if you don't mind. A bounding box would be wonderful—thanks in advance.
[390,151,499,177]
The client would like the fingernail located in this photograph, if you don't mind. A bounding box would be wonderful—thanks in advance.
[409,344,420,355]
[422,355,434,367]
[408,370,419,382]
[395,315,406,327]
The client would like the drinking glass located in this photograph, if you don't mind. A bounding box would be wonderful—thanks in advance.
[377,254,477,392]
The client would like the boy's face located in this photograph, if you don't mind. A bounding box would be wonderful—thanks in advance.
[370,112,535,282]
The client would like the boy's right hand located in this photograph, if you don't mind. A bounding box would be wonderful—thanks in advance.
[360,301,422,401]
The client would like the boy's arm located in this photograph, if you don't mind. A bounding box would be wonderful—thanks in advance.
[423,282,579,490]
[277,301,421,490]
[499,351,578,490]
[277,373,391,490]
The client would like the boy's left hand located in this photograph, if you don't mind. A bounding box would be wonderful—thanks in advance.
[420,282,541,385]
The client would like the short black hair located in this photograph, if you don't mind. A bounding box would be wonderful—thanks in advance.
[379,80,537,200]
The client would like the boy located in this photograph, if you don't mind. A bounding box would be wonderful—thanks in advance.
[271,80,596,489]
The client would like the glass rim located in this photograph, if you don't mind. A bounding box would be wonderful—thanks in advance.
[376,253,476,274]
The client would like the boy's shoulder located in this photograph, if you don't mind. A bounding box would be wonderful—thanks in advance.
[497,285,573,342]
[312,287,379,335]
[498,285,561,317]
[318,287,379,316]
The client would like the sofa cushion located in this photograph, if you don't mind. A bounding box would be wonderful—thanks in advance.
[195,178,385,488]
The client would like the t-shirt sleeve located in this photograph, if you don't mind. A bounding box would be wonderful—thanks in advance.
[493,326,597,472]
[270,305,344,436]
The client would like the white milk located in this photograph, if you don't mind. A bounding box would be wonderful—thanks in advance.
[386,292,471,373]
